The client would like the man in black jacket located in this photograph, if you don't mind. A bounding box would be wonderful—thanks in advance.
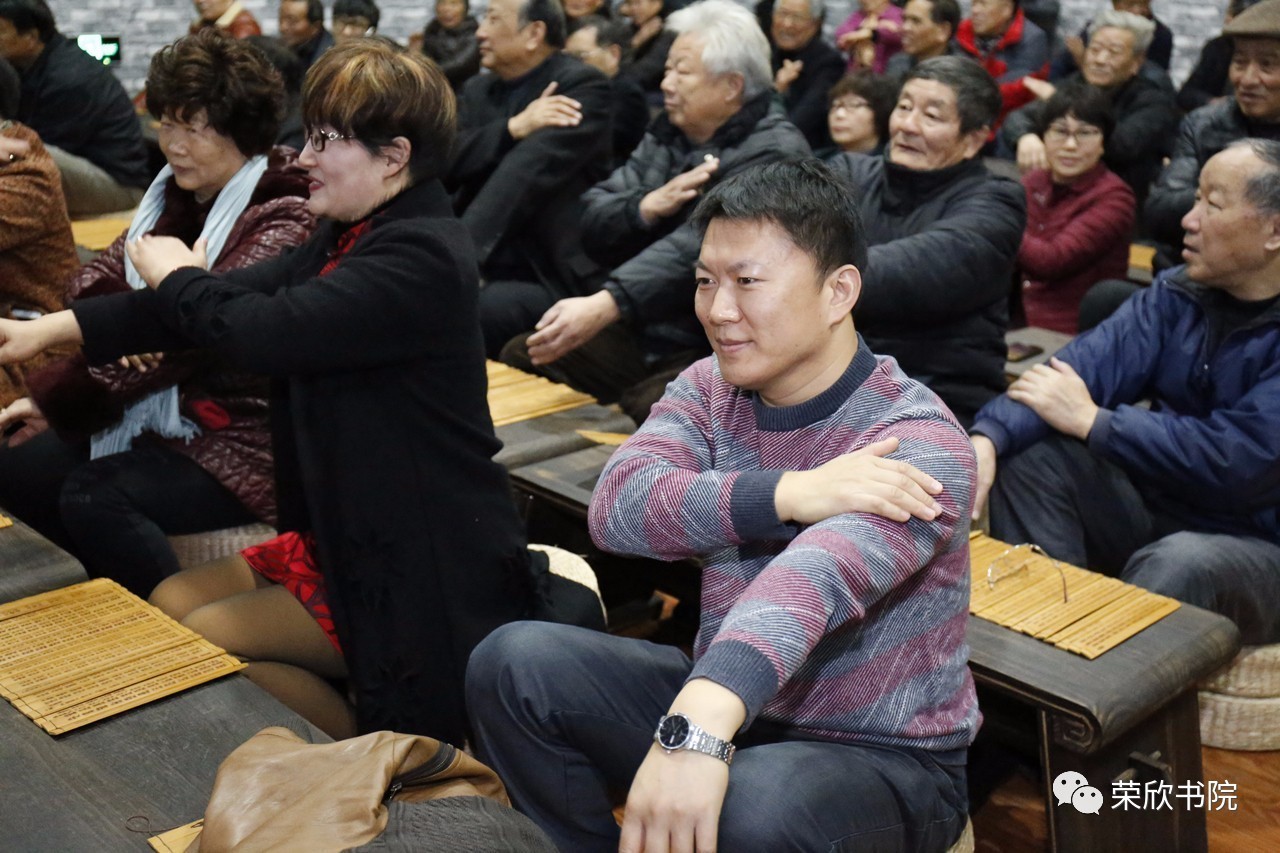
[0,0,149,216]
[1002,9,1178,204]
[829,56,1025,425]
[278,0,334,71]
[447,0,613,357]
[1145,0,1280,249]
[769,0,845,150]
[501,0,809,423]
[564,15,650,166]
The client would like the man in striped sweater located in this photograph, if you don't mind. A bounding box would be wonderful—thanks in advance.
[467,159,979,852]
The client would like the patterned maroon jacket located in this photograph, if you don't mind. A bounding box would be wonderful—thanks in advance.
[26,147,314,524]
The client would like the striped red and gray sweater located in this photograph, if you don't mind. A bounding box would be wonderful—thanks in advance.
[589,342,980,751]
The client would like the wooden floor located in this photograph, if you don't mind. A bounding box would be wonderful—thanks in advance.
[972,745,1280,851]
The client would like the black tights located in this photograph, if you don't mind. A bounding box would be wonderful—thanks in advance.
[0,431,256,596]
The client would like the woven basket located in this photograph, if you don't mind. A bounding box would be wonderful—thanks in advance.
[1199,691,1280,751]
[947,818,975,853]
[1199,644,1280,698]
[528,544,606,624]
[167,524,277,571]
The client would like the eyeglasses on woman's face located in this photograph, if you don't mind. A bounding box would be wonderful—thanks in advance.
[1043,122,1103,145]
[305,127,357,152]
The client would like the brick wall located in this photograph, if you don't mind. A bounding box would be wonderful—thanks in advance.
[46,0,1227,97]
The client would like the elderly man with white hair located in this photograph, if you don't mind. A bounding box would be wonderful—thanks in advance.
[1001,8,1179,200]
[499,0,810,423]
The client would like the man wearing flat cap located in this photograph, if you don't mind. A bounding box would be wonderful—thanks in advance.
[1145,0,1280,246]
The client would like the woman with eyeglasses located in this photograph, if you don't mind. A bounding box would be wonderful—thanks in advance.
[0,40,536,743]
[0,29,313,597]
[823,70,899,157]
[1018,83,1134,334]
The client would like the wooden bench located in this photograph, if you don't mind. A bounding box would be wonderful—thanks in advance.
[0,509,329,849]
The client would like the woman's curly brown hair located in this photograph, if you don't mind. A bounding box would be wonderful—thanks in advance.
[146,28,284,157]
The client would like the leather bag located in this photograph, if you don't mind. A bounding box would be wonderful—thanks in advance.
[196,725,513,852]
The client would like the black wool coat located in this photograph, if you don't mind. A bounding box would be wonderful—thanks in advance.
[72,180,534,742]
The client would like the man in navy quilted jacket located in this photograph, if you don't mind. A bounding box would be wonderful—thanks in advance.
[971,139,1280,645]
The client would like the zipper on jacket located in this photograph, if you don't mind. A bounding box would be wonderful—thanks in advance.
[383,742,458,803]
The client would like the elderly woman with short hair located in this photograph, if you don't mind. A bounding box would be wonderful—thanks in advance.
[0,40,536,743]
[0,29,312,597]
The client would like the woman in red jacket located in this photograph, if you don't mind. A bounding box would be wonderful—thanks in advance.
[1018,83,1134,334]
[0,30,313,596]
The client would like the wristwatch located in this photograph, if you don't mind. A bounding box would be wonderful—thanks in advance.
[653,713,736,765]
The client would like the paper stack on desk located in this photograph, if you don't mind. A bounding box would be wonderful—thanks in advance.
[0,578,244,734]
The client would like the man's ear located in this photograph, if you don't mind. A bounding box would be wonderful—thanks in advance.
[381,137,412,179]
[826,264,862,322]
[960,126,989,161]
[524,20,548,51]
[1264,213,1280,253]
[720,72,745,105]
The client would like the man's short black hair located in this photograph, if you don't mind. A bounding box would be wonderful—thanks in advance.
[0,0,55,42]
[334,0,380,28]
[922,0,961,34]
[520,0,567,49]
[1036,81,1116,144]
[691,159,868,276]
[570,14,630,52]
[904,55,1001,135]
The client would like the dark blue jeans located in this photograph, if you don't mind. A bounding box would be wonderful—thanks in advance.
[466,622,970,852]
[990,435,1280,644]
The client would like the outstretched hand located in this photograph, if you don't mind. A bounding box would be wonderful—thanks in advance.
[525,290,620,365]
[775,436,945,526]
[0,312,82,365]
[126,235,209,288]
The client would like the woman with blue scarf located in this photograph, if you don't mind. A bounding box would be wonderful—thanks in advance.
[0,40,537,744]
[0,30,314,596]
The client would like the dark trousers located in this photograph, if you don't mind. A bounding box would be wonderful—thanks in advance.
[478,279,556,360]
[500,323,703,425]
[989,435,1280,644]
[466,622,970,853]
[0,431,256,596]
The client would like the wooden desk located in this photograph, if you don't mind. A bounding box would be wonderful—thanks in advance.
[509,448,1240,852]
[0,514,88,605]
[495,405,632,471]
[0,675,326,849]
[0,512,327,849]
[968,609,1239,852]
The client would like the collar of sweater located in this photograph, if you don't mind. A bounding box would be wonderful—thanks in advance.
[752,335,878,431]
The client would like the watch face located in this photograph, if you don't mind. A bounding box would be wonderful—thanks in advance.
[658,714,691,749]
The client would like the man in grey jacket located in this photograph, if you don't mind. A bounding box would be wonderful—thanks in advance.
[500,0,809,422]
